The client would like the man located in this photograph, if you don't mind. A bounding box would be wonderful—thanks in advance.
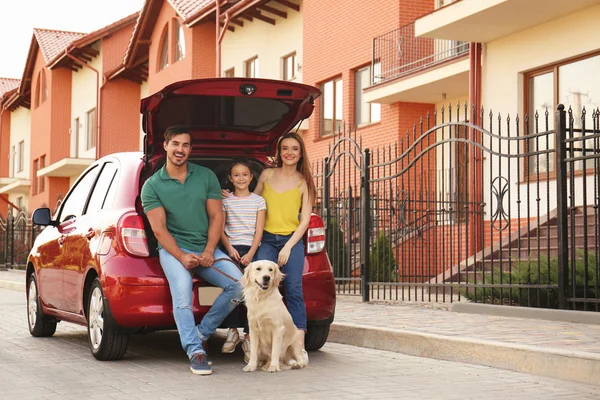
[141,125,242,375]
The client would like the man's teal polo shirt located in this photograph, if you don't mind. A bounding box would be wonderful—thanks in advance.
[141,162,222,253]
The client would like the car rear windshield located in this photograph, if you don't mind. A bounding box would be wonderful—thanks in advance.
[154,95,291,134]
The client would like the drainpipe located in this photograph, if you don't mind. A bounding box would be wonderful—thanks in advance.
[216,1,232,77]
[468,42,483,253]
[64,50,102,160]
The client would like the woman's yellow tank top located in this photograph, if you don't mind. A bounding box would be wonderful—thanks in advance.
[262,180,303,235]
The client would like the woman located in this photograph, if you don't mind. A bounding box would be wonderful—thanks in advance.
[228,132,317,364]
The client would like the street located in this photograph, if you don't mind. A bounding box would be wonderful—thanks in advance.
[0,288,598,400]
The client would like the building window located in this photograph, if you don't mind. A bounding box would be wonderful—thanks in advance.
[86,108,96,150]
[224,68,234,77]
[32,159,38,195]
[39,155,46,193]
[41,69,47,104]
[173,19,186,62]
[16,197,23,212]
[321,77,343,137]
[17,141,24,172]
[158,24,169,71]
[526,53,600,174]
[245,56,259,78]
[282,52,296,81]
[355,66,381,125]
[34,69,48,108]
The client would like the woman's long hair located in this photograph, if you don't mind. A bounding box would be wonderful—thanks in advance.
[275,132,317,205]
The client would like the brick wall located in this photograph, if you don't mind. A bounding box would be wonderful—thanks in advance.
[302,0,435,164]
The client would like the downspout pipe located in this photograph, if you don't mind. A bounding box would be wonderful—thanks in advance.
[216,1,231,76]
[64,49,102,160]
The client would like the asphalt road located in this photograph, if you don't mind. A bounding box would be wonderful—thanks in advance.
[0,289,598,400]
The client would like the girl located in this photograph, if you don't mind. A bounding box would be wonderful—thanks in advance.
[247,132,317,363]
[220,159,266,354]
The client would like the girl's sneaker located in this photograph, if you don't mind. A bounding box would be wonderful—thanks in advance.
[221,328,240,353]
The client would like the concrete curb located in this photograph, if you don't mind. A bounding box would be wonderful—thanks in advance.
[0,279,25,292]
[329,322,600,386]
[451,302,600,325]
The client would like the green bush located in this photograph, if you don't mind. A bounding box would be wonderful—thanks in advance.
[463,250,598,308]
[326,218,351,278]
[369,232,397,282]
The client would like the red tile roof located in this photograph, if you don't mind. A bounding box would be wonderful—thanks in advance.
[33,28,86,64]
[168,0,213,21]
[0,78,20,98]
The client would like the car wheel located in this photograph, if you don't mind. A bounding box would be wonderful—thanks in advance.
[27,274,57,337]
[87,278,129,360]
[305,322,330,351]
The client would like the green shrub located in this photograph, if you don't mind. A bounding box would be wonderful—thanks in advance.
[326,218,351,278]
[463,250,598,308]
[369,232,397,282]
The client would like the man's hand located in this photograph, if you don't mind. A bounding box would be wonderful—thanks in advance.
[198,249,215,267]
[179,253,200,270]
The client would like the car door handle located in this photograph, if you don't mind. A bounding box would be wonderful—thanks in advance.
[86,229,96,240]
[57,235,66,246]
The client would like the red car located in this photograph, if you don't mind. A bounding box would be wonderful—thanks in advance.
[27,78,336,360]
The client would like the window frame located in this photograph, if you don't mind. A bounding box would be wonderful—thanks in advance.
[320,76,343,137]
[17,141,24,173]
[244,56,259,78]
[39,155,46,193]
[282,52,296,81]
[355,65,381,126]
[157,24,169,72]
[224,67,234,77]
[523,51,600,179]
[86,108,96,151]
[32,158,38,195]
[173,19,186,63]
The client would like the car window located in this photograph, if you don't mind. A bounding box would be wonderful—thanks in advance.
[58,166,99,223]
[86,162,118,213]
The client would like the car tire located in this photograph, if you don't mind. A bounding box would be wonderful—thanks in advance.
[305,322,330,351]
[27,273,57,337]
[87,278,129,360]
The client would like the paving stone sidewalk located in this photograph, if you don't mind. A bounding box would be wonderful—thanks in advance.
[3,268,600,385]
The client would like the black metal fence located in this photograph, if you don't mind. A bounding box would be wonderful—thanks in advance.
[314,104,600,311]
[0,207,41,270]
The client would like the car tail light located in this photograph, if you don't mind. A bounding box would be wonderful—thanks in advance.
[118,213,150,257]
[306,215,325,254]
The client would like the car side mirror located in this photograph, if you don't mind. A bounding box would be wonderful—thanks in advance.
[32,208,57,227]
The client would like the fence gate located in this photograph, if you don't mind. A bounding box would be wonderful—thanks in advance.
[314,126,371,299]
[316,104,600,310]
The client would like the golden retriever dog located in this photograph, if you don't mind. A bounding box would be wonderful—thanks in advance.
[241,260,307,373]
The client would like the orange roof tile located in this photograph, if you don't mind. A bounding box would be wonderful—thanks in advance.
[33,28,86,64]
[0,78,20,98]
[168,0,213,21]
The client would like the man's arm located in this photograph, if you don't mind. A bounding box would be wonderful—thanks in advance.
[198,198,224,267]
[146,207,199,270]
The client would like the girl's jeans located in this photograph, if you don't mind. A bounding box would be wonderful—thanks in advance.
[158,248,243,358]
[256,231,307,330]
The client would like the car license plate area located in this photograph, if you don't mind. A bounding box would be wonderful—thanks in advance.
[198,287,223,306]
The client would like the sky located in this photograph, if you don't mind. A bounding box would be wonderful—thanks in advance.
[0,0,146,79]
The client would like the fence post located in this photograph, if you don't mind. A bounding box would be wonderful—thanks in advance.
[555,104,569,309]
[361,149,371,302]
[323,157,331,229]
[6,208,13,269]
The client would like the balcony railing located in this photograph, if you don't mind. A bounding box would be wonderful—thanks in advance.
[372,22,469,85]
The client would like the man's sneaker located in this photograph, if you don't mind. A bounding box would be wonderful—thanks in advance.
[242,337,251,364]
[302,349,309,365]
[221,328,240,354]
[189,352,212,375]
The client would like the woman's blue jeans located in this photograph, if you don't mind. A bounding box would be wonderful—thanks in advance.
[159,248,243,359]
[256,231,307,330]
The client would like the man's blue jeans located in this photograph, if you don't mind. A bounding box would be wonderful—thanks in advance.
[159,248,243,359]
[256,232,307,330]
